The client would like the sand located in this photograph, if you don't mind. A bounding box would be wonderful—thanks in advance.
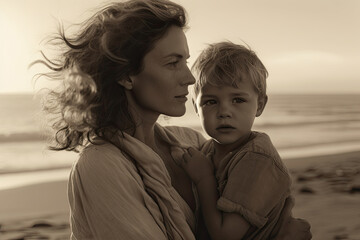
[0,180,70,240]
[1,151,359,240]
[285,151,360,240]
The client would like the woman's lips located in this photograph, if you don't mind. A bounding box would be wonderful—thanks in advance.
[175,94,188,102]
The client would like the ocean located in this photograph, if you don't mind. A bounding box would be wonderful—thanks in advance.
[1,93,360,188]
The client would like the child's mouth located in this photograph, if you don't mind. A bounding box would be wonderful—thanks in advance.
[216,125,235,131]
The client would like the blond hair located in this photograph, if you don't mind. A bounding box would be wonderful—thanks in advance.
[192,41,268,101]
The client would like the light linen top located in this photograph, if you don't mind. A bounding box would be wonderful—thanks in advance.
[68,124,206,240]
[201,131,291,239]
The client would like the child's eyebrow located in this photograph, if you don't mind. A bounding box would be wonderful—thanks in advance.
[231,92,250,97]
[200,94,217,98]
[201,93,250,97]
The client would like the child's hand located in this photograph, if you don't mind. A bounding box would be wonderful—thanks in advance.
[276,196,312,240]
[181,147,214,185]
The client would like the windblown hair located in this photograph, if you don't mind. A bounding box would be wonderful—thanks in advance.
[32,0,187,152]
[192,41,268,101]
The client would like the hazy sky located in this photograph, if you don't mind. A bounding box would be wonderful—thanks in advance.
[1,0,359,94]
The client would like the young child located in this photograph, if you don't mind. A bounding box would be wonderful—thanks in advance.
[181,41,293,240]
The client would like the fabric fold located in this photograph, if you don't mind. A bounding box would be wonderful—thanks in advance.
[111,124,197,240]
[217,197,268,228]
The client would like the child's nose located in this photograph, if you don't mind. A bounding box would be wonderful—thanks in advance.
[217,104,232,119]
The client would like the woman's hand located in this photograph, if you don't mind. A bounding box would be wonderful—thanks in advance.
[276,196,312,240]
[181,147,214,185]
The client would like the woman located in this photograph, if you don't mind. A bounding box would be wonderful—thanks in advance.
[35,0,311,239]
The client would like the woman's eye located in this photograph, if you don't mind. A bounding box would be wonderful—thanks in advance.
[168,61,179,67]
[233,98,245,103]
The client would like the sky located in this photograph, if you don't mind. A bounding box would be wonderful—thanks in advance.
[0,0,359,94]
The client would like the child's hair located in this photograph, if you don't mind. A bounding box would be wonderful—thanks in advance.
[192,41,268,101]
[31,0,187,152]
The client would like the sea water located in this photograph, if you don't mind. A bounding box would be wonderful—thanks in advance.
[0,93,360,188]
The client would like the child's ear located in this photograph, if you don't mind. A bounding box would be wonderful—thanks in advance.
[192,98,199,116]
[256,95,268,117]
[117,77,133,90]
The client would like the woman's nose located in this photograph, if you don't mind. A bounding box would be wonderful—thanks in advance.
[181,65,196,86]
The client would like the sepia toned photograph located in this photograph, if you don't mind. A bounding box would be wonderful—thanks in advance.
[0,0,359,239]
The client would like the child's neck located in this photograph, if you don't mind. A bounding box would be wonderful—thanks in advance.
[212,132,253,169]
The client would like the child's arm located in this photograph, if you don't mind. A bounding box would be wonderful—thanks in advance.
[275,196,312,240]
[181,147,251,240]
[181,148,312,240]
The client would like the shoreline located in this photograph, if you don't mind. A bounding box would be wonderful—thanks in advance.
[283,150,360,170]
[0,168,71,190]
[1,138,359,175]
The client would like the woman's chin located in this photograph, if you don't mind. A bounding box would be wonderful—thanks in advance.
[165,107,186,117]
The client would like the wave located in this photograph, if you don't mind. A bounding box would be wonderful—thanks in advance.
[254,118,360,129]
[0,132,48,143]
[2,116,360,143]
[164,115,360,130]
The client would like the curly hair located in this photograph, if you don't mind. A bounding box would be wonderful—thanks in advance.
[192,41,268,101]
[32,0,187,152]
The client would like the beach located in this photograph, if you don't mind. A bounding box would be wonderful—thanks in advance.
[1,151,359,240]
[288,151,360,240]
[1,93,359,239]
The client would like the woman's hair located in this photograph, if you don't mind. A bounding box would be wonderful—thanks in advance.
[192,41,268,101]
[33,0,187,152]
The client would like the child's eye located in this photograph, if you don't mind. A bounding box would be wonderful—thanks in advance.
[203,100,217,106]
[233,98,245,103]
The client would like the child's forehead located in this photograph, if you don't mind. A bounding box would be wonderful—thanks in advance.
[197,75,257,96]
[202,80,238,89]
[201,72,250,88]
[200,83,253,97]
[201,83,239,92]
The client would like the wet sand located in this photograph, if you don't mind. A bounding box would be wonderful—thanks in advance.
[1,151,359,240]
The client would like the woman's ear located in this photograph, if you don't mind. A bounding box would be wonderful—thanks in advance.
[117,77,133,90]
[256,95,268,117]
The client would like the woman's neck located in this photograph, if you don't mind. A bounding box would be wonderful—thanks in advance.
[123,90,160,149]
[133,122,157,147]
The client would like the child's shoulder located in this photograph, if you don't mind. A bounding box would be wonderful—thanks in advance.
[241,131,289,175]
[246,131,275,155]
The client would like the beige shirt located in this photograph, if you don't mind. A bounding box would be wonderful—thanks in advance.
[202,131,291,239]
[68,125,206,240]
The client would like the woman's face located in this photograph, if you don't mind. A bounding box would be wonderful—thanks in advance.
[129,26,195,118]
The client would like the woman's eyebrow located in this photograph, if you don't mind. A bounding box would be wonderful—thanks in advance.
[163,53,190,59]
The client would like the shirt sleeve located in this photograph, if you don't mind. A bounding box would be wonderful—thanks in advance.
[217,152,291,228]
[68,145,167,240]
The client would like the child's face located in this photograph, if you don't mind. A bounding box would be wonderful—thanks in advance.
[195,78,264,146]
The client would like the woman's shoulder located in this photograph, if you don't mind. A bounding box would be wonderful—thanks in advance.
[80,141,120,159]
[74,141,135,175]
[162,125,206,146]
